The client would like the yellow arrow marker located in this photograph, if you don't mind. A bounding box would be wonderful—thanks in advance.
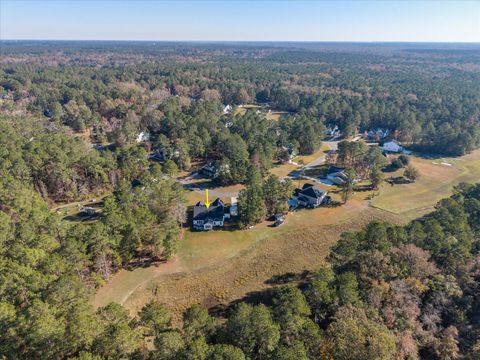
[205,189,211,209]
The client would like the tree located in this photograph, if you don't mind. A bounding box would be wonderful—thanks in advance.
[327,306,396,360]
[263,175,292,216]
[341,168,356,204]
[238,166,266,227]
[183,304,216,341]
[224,303,280,359]
[154,330,185,359]
[370,167,384,190]
[207,344,245,360]
[162,159,179,177]
[404,165,420,183]
[94,303,142,358]
[139,300,172,337]
[437,326,460,360]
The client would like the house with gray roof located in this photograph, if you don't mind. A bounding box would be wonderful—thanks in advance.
[192,198,227,231]
[290,183,328,209]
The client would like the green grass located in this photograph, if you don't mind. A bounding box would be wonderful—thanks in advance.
[371,150,480,214]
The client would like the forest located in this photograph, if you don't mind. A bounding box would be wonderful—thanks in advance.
[1,42,480,359]
[1,41,480,157]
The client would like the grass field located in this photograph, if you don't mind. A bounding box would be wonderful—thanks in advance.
[91,149,480,322]
[371,150,480,216]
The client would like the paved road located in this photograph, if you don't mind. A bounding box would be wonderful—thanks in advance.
[304,140,338,169]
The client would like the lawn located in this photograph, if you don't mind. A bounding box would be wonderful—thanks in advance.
[371,150,480,216]
[269,162,298,179]
[294,143,331,165]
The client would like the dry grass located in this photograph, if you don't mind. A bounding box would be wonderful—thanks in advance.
[294,144,330,164]
[372,150,480,215]
[269,162,298,179]
[120,205,404,322]
[91,150,480,322]
[266,111,288,121]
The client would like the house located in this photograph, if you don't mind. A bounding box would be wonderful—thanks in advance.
[281,144,297,160]
[136,131,150,143]
[365,128,390,141]
[200,162,218,179]
[223,104,232,115]
[382,140,403,153]
[326,124,341,137]
[193,198,227,231]
[326,166,348,186]
[149,148,167,161]
[79,206,96,216]
[290,183,328,209]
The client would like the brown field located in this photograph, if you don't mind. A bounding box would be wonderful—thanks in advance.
[91,149,480,322]
[266,111,289,121]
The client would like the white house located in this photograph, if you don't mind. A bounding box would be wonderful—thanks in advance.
[382,140,403,153]
[223,104,232,115]
[136,131,150,143]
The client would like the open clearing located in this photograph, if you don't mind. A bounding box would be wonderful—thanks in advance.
[91,149,480,321]
[371,150,480,216]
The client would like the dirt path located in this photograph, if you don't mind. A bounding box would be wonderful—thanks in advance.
[92,256,185,308]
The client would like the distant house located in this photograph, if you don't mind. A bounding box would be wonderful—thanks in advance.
[290,183,328,209]
[79,206,96,216]
[382,140,403,153]
[326,124,341,137]
[365,128,390,141]
[326,166,348,186]
[136,131,150,143]
[200,162,218,179]
[149,148,167,161]
[193,198,227,231]
[281,144,297,160]
[223,104,232,115]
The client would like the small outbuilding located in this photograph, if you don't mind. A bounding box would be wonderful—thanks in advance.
[382,140,404,153]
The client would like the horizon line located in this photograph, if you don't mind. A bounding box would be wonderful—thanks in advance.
[2,39,480,44]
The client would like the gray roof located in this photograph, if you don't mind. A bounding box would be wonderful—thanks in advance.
[296,183,326,200]
[193,198,225,221]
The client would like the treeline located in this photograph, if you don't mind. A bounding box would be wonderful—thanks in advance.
[1,43,480,156]
[2,180,478,359]
[0,115,186,282]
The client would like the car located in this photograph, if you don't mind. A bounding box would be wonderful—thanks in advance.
[273,219,285,227]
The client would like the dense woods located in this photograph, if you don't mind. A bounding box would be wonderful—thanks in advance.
[1,42,480,158]
[1,42,480,358]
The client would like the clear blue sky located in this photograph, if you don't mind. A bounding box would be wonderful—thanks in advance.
[1,0,479,42]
